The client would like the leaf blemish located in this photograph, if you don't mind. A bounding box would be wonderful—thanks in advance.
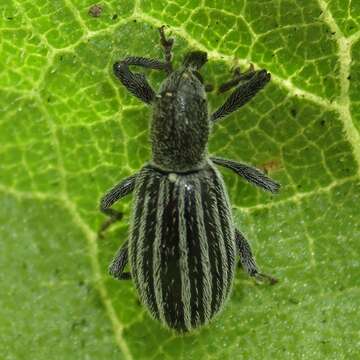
[88,4,103,18]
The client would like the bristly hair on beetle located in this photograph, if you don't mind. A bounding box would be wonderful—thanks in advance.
[99,26,280,333]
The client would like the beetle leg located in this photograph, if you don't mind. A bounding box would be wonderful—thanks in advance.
[218,64,256,93]
[99,173,137,237]
[109,241,131,280]
[158,25,174,74]
[210,69,271,123]
[235,229,277,285]
[210,156,280,193]
[113,57,169,104]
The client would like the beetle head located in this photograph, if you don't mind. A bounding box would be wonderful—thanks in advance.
[183,51,208,70]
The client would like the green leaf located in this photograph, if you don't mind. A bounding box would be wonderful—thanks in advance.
[1,0,359,359]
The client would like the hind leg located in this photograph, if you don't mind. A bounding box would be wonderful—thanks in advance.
[109,241,131,280]
[235,229,277,284]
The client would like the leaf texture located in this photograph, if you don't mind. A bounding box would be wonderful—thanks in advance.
[1,0,360,359]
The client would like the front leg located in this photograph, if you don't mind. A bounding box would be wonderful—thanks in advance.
[99,174,137,237]
[158,25,174,73]
[211,69,270,123]
[113,27,174,103]
[218,64,256,93]
[113,57,166,104]
[211,156,280,193]
[236,229,277,285]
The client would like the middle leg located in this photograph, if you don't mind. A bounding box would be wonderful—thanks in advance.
[99,173,137,237]
[211,156,280,193]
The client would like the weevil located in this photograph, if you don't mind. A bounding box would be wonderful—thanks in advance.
[99,27,280,333]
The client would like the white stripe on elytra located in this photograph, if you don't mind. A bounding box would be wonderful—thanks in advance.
[136,172,155,315]
[153,176,167,325]
[178,176,192,331]
[210,162,236,295]
[128,170,148,285]
[193,177,212,323]
[207,172,228,309]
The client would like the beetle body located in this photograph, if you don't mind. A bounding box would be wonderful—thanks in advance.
[101,28,278,333]
[129,163,235,332]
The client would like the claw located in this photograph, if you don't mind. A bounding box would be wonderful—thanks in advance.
[254,272,278,285]
[158,25,174,48]
[98,212,123,239]
[158,25,174,73]
[232,67,241,77]
[247,63,255,73]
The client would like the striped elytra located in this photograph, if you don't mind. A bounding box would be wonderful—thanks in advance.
[128,161,236,332]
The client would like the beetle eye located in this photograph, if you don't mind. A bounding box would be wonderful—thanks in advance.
[193,71,204,84]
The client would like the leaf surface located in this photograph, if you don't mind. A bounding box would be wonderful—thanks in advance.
[1,0,360,359]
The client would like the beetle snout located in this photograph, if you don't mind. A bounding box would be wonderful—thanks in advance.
[258,70,271,82]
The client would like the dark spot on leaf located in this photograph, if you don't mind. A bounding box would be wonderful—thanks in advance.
[112,14,118,20]
[54,268,61,277]
[133,19,137,22]
[7,17,13,20]
[50,179,60,187]
[347,75,351,80]
[331,31,336,35]
[71,318,88,331]
[288,298,299,305]
[88,4,103,18]
[87,284,104,308]
[290,108,297,117]
[259,159,282,174]
[320,119,326,126]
